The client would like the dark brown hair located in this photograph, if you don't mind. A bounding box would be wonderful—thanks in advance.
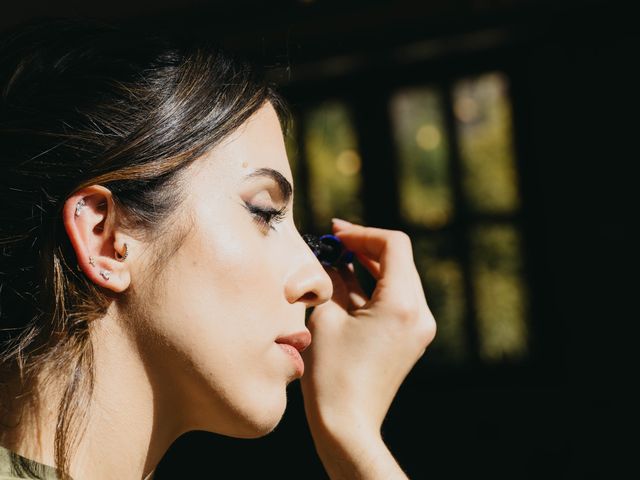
[0,18,291,479]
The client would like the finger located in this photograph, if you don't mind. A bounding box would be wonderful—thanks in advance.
[333,224,414,280]
[331,217,354,232]
[334,224,418,306]
[336,262,370,310]
[323,267,351,311]
[354,251,381,281]
[321,265,367,312]
[332,220,382,280]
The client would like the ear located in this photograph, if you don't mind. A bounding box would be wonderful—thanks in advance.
[62,185,132,293]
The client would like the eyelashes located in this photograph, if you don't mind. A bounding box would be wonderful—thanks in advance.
[243,202,288,232]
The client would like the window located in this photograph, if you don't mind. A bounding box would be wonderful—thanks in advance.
[390,72,529,365]
[303,100,363,229]
[285,70,530,368]
[454,72,520,214]
[390,86,453,228]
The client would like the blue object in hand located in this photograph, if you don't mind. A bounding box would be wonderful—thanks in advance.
[302,233,354,268]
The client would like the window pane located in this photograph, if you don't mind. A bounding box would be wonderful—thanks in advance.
[453,72,520,213]
[390,87,453,228]
[283,115,307,231]
[413,233,467,364]
[470,223,529,362]
[303,100,363,228]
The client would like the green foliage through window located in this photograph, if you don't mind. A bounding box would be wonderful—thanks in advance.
[390,87,453,228]
[303,100,363,229]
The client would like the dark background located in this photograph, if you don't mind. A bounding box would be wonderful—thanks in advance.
[2,1,635,478]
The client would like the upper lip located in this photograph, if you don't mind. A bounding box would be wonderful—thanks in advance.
[275,329,312,353]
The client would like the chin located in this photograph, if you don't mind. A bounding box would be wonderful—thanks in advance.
[232,419,281,439]
[227,410,286,439]
[220,388,288,439]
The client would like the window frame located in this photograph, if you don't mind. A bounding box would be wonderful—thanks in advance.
[282,47,553,387]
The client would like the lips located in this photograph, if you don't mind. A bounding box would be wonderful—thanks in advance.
[274,329,312,353]
[275,329,311,377]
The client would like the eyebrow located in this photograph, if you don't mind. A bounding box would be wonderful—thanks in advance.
[243,167,293,205]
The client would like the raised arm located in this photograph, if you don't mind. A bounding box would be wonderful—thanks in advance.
[300,218,437,479]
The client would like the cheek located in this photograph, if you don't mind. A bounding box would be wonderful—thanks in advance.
[142,220,286,388]
[139,225,291,434]
[163,225,269,337]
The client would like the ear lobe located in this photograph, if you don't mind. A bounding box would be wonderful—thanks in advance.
[62,185,131,293]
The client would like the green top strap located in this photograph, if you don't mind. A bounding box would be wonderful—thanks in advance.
[0,444,61,480]
[0,444,156,480]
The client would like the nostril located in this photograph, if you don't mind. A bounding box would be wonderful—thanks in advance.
[300,292,318,303]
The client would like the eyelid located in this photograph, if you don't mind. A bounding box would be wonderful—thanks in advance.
[245,188,283,210]
[243,168,293,206]
[242,201,288,232]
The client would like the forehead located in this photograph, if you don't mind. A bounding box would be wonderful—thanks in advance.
[193,102,293,188]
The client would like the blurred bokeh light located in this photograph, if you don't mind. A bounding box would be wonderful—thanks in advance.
[454,72,521,214]
[389,87,453,229]
[303,100,363,228]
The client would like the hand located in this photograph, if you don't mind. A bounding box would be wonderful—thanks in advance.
[300,219,437,443]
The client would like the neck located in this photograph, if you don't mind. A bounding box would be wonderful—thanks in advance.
[0,307,186,480]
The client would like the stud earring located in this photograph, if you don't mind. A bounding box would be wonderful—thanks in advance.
[99,269,111,280]
[75,198,86,217]
[115,243,128,262]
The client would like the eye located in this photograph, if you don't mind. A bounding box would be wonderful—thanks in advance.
[243,202,288,232]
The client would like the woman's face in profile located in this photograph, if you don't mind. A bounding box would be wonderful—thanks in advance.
[133,102,333,438]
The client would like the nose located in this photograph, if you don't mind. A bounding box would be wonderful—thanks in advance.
[284,232,334,307]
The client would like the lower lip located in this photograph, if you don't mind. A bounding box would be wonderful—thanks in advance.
[277,343,304,377]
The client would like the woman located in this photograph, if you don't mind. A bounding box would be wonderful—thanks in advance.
[0,18,436,480]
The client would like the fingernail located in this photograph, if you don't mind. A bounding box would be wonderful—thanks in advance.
[331,218,353,228]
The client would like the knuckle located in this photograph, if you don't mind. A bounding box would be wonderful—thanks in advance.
[421,313,437,345]
[390,230,412,248]
[391,297,419,323]
[414,314,437,352]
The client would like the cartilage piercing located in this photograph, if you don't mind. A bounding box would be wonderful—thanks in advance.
[75,198,86,217]
[89,256,96,267]
[99,269,111,280]
[115,243,128,262]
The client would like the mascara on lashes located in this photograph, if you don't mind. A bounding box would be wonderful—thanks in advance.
[242,202,354,268]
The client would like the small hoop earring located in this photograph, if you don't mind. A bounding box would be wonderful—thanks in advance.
[99,269,111,280]
[115,243,128,262]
